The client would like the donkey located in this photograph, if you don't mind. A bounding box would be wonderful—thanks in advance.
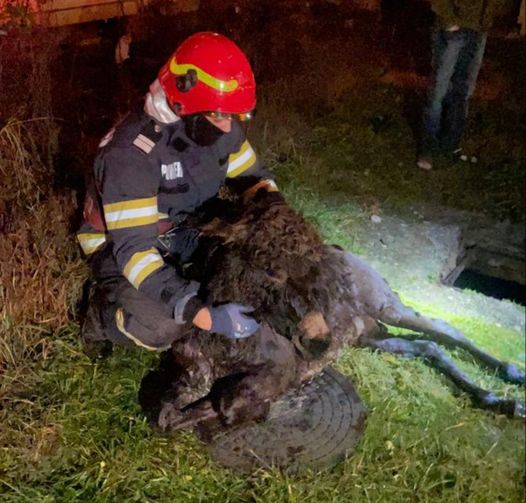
[139,184,525,432]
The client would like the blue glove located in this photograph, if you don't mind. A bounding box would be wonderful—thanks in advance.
[209,303,260,339]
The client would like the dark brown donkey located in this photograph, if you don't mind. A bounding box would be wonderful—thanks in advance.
[140,187,525,432]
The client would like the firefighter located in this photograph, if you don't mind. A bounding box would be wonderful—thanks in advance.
[77,32,277,357]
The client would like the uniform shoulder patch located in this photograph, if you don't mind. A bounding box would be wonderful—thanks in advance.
[132,121,163,154]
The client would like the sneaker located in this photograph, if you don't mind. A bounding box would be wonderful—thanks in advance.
[451,148,477,164]
[417,157,433,170]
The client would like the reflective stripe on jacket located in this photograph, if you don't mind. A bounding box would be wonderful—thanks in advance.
[77,112,276,309]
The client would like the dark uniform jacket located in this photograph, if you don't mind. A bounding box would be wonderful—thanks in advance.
[77,111,276,312]
[431,0,513,31]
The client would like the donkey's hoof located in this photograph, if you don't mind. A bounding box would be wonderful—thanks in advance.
[158,403,184,432]
[514,401,526,420]
[501,363,526,386]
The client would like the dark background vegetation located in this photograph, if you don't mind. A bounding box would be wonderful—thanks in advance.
[35,0,526,222]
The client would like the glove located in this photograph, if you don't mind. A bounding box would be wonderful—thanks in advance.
[193,303,260,339]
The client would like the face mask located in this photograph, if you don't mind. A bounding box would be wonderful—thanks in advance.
[183,114,224,146]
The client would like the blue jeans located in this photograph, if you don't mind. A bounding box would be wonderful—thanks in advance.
[419,27,487,157]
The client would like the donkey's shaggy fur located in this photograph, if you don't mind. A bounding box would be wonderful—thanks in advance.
[141,187,525,431]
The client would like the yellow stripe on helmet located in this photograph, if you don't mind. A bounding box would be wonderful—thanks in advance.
[169,59,239,93]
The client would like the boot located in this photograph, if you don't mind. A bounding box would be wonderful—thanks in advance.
[80,298,113,360]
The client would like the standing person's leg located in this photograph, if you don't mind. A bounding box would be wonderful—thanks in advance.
[440,29,487,153]
[418,27,463,169]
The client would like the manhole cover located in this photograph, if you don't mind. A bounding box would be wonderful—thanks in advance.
[203,367,366,473]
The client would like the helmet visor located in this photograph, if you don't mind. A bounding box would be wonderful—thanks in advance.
[204,111,252,122]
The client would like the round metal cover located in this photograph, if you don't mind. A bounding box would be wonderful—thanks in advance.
[204,367,366,473]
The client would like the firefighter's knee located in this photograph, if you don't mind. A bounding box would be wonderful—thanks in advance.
[114,307,183,351]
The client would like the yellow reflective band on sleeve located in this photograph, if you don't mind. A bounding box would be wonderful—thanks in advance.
[104,196,158,230]
[123,248,164,289]
[115,308,169,351]
[227,140,257,178]
[77,232,107,255]
[169,59,239,92]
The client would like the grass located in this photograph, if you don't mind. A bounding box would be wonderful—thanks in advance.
[1,10,525,503]
[1,172,524,501]
[1,318,523,502]
[254,80,526,223]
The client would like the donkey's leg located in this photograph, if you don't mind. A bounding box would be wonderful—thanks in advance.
[158,399,218,432]
[218,329,299,426]
[161,323,299,431]
[341,250,524,386]
[360,335,525,418]
[380,304,525,386]
[158,365,297,432]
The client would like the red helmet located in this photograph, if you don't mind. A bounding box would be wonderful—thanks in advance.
[158,32,256,116]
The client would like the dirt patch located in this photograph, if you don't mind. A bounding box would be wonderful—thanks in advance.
[349,204,525,334]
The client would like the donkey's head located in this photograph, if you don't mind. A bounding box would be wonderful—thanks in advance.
[194,189,352,360]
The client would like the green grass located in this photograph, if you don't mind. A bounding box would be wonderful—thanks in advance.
[1,186,524,501]
[252,43,525,222]
[1,317,524,502]
[1,18,525,503]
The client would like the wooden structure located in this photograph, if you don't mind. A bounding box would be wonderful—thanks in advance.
[1,0,199,27]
